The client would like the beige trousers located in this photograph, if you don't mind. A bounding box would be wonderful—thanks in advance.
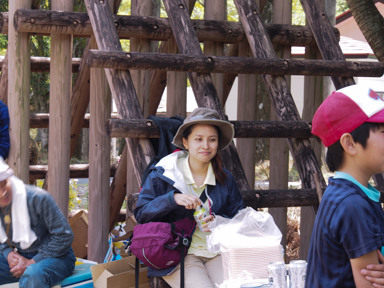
[162,254,223,288]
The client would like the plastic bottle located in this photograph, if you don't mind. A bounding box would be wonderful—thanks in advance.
[194,205,209,231]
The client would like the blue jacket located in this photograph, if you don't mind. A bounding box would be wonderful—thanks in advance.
[134,150,244,276]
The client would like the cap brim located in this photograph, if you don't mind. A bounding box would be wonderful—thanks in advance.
[172,119,235,150]
[366,108,384,123]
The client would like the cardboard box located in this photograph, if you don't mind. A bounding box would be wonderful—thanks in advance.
[91,256,149,288]
[69,210,88,259]
[110,216,137,241]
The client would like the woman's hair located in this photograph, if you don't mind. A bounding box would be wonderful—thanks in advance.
[326,122,382,172]
[182,124,228,185]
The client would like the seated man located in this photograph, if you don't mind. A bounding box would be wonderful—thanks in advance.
[0,100,10,160]
[0,157,76,287]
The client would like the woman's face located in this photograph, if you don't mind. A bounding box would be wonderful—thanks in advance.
[182,124,219,165]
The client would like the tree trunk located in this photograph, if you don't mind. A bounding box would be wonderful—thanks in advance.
[346,0,384,63]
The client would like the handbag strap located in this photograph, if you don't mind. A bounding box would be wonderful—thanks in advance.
[198,185,211,205]
[135,256,139,288]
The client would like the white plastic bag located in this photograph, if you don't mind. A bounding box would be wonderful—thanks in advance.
[207,207,284,281]
[207,207,282,254]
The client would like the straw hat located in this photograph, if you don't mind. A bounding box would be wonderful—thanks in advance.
[0,157,13,182]
[172,108,234,150]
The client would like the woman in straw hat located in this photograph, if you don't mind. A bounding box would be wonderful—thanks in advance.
[134,107,244,288]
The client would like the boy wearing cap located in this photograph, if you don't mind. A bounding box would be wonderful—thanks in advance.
[0,157,76,287]
[306,84,384,288]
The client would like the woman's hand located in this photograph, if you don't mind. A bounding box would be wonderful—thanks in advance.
[201,215,215,232]
[174,193,200,210]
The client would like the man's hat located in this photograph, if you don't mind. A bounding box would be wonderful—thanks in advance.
[172,107,235,150]
[312,84,384,147]
[0,157,13,182]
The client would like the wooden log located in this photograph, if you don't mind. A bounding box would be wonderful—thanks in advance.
[130,0,153,117]
[166,37,187,118]
[29,113,119,128]
[300,0,354,90]
[163,0,250,193]
[106,119,313,139]
[268,0,291,262]
[29,163,117,179]
[0,0,55,107]
[148,0,196,117]
[222,43,239,106]
[8,0,31,182]
[89,32,111,263]
[46,0,73,216]
[70,40,92,158]
[76,0,125,231]
[0,56,81,73]
[204,0,225,104]
[234,0,326,193]
[86,50,384,77]
[0,51,9,105]
[109,145,128,232]
[10,9,340,46]
[236,42,258,188]
[300,45,323,261]
[84,0,156,233]
[128,187,384,213]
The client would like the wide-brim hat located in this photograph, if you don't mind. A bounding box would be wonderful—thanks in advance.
[172,107,235,150]
[0,157,13,182]
[312,84,384,147]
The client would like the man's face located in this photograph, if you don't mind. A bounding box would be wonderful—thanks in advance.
[0,178,12,208]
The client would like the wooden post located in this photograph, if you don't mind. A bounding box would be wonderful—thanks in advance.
[151,0,195,118]
[88,32,112,262]
[166,0,194,118]
[236,42,257,188]
[204,0,225,105]
[222,43,239,106]
[166,37,187,118]
[130,0,153,117]
[300,46,323,260]
[0,50,8,105]
[8,0,32,182]
[269,0,291,263]
[47,0,73,216]
[1,1,40,109]
[162,0,250,192]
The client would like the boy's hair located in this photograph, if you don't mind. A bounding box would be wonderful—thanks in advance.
[326,122,382,172]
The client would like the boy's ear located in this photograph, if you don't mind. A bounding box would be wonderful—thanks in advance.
[340,133,357,155]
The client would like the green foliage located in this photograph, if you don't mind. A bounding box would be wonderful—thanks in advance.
[292,0,306,25]
[336,0,349,16]
[118,0,131,15]
[228,0,239,22]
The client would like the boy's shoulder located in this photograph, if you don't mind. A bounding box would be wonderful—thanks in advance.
[323,177,365,202]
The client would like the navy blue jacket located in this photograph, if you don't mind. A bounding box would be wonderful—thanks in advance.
[134,150,245,276]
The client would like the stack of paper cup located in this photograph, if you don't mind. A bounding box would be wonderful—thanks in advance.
[220,236,284,280]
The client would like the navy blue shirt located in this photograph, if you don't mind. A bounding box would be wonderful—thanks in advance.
[306,176,384,288]
[0,100,10,160]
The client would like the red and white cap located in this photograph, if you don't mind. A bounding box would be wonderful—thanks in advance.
[312,84,384,147]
